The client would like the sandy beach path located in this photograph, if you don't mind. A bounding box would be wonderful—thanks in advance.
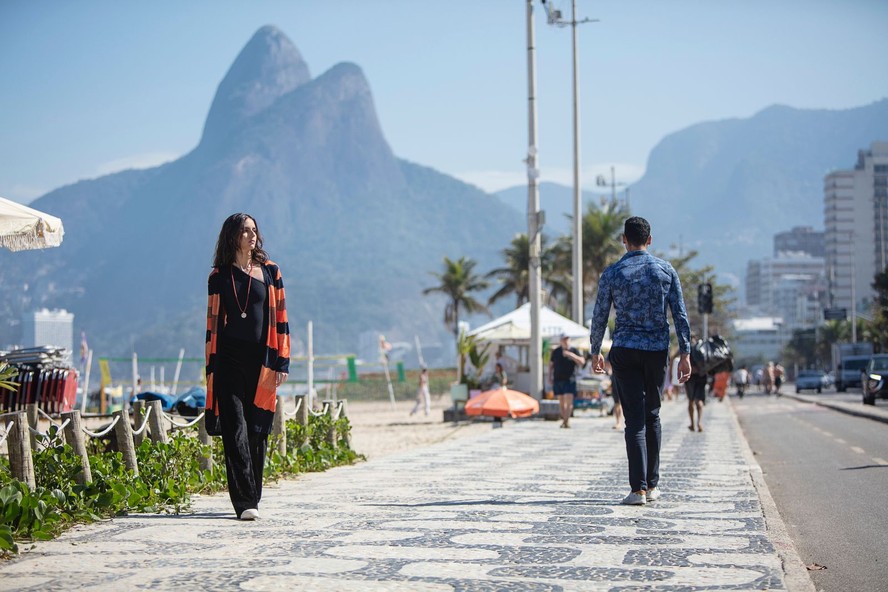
[345,397,491,461]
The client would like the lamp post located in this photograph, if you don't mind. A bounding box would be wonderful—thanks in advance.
[543,0,597,325]
[526,0,543,398]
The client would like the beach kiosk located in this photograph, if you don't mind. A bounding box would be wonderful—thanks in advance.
[467,303,609,398]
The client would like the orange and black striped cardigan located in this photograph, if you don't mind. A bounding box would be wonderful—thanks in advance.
[205,260,290,432]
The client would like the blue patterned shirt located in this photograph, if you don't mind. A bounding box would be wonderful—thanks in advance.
[589,249,691,355]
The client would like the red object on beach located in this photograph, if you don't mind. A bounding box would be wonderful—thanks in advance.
[464,387,539,419]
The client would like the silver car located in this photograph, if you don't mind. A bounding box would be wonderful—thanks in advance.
[795,369,826,393]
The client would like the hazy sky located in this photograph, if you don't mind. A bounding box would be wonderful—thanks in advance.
[2,0,886,204]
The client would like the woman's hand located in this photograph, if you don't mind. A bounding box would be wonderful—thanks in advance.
[276,372,288,387]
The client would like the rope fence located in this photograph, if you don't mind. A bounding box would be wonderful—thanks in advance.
[81,415,120,439]
[1,394,345,491]
[308,402,330,417]
[161,411,206,429]
[284,397,303,418]
[131,405,153,437]
[0,420,13,448]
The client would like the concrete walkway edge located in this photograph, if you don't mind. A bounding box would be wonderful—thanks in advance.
[781,392,888,425]
[728,398,816,592]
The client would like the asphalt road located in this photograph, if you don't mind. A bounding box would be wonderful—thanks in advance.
[734,390,888,592]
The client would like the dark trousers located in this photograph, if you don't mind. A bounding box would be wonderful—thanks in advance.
[609,346,668,493]
[216,337,268,517]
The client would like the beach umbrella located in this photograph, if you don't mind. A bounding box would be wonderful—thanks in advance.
[465,387,540,419]
[0,195,64,252]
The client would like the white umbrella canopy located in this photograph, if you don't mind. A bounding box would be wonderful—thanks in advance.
[0,196,64,252]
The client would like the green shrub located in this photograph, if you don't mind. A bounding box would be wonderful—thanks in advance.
[0,412,359,555]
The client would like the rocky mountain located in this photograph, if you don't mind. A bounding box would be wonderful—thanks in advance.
[0,26,523,364]
[630,99,888,282]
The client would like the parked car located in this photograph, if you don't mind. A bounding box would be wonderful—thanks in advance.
[795,370,826,393]
[836,355,872,391]
[863,354,888,405]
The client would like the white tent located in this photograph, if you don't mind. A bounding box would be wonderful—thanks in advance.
[0,196,64,252]
[467,303,610,395]
[469,302,605,350]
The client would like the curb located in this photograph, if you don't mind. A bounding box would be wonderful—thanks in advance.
[780,392,888,425]
[727,397,816,592]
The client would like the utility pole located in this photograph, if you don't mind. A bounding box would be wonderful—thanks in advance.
[526,0,543,399]
[850,231,857,343]
[596,165,626,206]
[543,0,597,325]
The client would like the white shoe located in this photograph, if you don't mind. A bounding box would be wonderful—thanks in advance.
[240,508,259,520]
[646,487,661,501]
[621,491,646,505]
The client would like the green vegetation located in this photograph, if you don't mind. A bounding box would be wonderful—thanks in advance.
[0,413,360,555]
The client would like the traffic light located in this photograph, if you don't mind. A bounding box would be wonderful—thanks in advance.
[697,283,713,314]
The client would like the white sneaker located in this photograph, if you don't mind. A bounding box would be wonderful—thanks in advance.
[621,491,646,505]
[240,508,259,520]
[647,487,661,501]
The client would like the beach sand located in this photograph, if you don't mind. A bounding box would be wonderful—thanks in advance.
[345,396,491,461]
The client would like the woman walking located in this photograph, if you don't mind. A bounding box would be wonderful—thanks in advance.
[205,213,290,520]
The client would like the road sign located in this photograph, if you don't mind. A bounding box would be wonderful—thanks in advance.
[823,307,847,321]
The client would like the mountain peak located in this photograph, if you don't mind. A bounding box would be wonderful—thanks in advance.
[201,25,311,145]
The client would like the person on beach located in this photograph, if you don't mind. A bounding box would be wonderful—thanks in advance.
[549,333,585,428]
[590,216,691,506]
[410,367,431,416]
[205,213,290,521]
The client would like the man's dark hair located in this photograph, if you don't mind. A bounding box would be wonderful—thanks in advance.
[624,216,651,247]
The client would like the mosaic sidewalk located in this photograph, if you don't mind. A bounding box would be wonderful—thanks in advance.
[0,398,812,591]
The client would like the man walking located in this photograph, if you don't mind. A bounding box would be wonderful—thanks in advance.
[548,333,585,428]
[590,217,692,506]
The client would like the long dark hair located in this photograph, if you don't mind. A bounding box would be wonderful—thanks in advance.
[212,213,269,268]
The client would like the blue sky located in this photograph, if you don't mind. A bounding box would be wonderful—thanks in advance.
[1,0,886,204]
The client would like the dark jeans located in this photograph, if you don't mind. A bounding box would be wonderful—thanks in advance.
[216,337,269,517]
[609,346,668,493]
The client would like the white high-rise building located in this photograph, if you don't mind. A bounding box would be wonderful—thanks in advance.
[22,308,74,355]
[824,141,888,315]
[745,254,825,328]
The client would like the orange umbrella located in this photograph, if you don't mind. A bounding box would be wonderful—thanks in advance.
[465,387,540,419]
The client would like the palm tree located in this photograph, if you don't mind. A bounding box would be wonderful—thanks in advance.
[581,197,629,302]
[486,234,571,311]
[423,256,490,338]
[486,234,531,308]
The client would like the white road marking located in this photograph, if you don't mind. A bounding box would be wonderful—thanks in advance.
[850,446,866,454]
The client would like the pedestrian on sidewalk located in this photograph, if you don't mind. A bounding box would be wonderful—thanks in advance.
[733,365,750,399]
[773,362,785,395]
[686,333,707,432]
[590,216,692,506]
[549,333,585,428]
[205,213,290,521]
[410,367,431,416]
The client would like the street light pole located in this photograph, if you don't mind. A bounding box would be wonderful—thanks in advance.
[570,0,583,324]
[526,0,543,399]
[544,0,597,325]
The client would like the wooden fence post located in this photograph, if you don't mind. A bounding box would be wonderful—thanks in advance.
[146,400,168,444]
[26,403,39,451]
[272,395,286,456]
[131,400,147,447]
[113,409,138,475]
[4,411,36,489]
[339,399,351,448]
[61,410,92,485]
[324,399,340,446]
[197,412,213,472]
[294,394,308,447]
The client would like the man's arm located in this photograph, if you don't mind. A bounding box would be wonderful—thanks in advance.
[667,268,691,355]
[589,272,613,353]
[564,348,585,366]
